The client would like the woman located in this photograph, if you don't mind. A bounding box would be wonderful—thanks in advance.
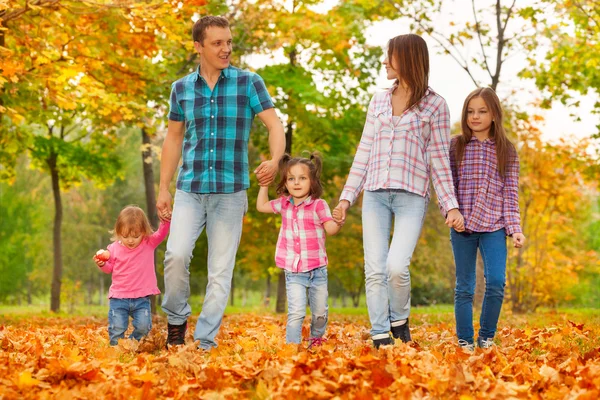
[332,34,464,348]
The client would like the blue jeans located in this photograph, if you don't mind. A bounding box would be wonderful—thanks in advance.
[284,267,329,344]
[108,297,152,346]
[451,228,507,344]
[362,189,427,337]
[161,189,247,349]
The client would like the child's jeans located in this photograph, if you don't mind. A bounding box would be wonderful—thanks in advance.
[450,228,507,344]
[284,267,329,344]
[108,297,152,346]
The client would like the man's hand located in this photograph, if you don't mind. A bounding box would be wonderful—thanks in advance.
[156,189,173,222]
[254,159,278,186]
[332,200,350,226]
[446,208,465,232]
[512,233,526,248]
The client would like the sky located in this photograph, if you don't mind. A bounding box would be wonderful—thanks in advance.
[246,0,598,144]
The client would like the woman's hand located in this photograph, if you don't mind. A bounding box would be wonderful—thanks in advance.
[333,200,350,226]
[446,208,465,232]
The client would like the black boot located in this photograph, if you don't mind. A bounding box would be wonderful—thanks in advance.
[390,319,411,343]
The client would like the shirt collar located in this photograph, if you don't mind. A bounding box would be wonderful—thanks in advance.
[384,85,432,108]
[469,135,494,144]
[193,65,231,82]
[287,195,314,206]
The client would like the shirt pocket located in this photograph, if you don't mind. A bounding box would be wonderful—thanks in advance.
[181,94,209,122]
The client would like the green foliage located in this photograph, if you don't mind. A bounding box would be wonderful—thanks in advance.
[520,0,600,134]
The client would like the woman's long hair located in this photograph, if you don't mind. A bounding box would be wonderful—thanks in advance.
[455,87,515,178]
[387,34,429,111]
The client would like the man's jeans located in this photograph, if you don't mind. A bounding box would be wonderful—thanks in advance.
[161,189,247,349]
[451,228,507,344]
[362,189,427,337]
[108,297,151,346]
[284,267,329,344]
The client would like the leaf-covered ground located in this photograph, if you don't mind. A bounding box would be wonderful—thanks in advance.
[1,311,599,399]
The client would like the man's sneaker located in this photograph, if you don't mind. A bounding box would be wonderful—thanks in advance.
[166,321,187,348]
[373,333,394,349]
[307,337,326,349]
[458,339,475,352]
[477,337,495,349]
[391,319,412,343]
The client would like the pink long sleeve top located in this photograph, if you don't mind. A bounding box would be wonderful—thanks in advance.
[99,221,170,299]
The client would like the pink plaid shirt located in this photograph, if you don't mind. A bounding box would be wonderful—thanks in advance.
[340,87,459,213]
[270,196,333,273]
[450,136,522,235]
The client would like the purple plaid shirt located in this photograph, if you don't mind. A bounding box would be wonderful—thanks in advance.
[450,136,522,235]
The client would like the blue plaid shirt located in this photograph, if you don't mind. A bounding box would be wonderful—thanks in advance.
[168,65,274,193]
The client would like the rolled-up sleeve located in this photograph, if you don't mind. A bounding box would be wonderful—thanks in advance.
[428,99,459,213]
[340,96,377,205]
[503,148,522,235]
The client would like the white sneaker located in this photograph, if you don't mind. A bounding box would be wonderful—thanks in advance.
[477,337,495,349]
[458,339,475,352]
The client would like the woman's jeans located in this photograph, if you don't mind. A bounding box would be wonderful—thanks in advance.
[108,297,152,346]
[284,267,329,344]
[161,189,247,349]
[451,228,507,344]
[362,189,427,337]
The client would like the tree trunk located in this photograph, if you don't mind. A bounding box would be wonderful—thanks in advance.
[264,274,271,306]
[100,274,105,306]
[141,128,159,314]
[48,151,63,313]
[275,270,286,313]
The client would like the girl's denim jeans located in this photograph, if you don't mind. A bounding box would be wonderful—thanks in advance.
[108,297,152,345]
[451,228,507,344]
[284,266,329,344]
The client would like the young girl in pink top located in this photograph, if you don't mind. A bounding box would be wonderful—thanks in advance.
[93,205,170,345]
[257,153,341,347]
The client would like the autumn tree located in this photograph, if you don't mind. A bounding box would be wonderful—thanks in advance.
[520,0,600,135]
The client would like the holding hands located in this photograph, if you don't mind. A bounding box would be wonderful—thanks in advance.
[332,200,350,227]
[446,208,465,232]
[254,159,278,186]
[156,189,173,222]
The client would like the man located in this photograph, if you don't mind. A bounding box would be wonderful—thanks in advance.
[157,15,285,349]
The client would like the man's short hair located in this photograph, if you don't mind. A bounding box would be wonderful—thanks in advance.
[192,16,230,44]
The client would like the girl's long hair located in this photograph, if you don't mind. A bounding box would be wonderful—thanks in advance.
[275,152,323,199]
[456,87,515,178]
[387,34,429,111]
[110,205,154,241]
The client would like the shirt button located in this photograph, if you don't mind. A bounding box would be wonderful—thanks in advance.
[211,99,214,103]
[211,115,214,119]
[211,132,214,136]
[209,167,213,170]
[210,149,214,153]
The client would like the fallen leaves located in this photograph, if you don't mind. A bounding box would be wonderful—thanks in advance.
[0,313,599,399]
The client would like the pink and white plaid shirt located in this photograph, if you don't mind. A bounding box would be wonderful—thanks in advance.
[340,87,459,213]
[270,196,333,273]
[450,136,522,235]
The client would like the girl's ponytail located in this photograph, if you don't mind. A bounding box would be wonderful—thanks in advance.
[278,153,292,172]
[310,152,323,181]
